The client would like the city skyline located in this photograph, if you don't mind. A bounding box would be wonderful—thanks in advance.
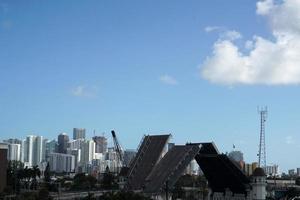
[1,0,300,172]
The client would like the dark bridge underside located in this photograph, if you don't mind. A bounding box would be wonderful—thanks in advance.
[125,136,250,195]
[195,153,250,193]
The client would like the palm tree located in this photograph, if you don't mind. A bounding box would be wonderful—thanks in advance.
[31,165,41,190]
[23,167,31,189]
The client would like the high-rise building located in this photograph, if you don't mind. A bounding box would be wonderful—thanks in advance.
[81,140,95,165]
[0,143,8,192]
[58,133,69,154]
[45,140,57,159]
[264,164,279,176]
[297,168,300,177]
[93,136,107,153]
[185,159,199,175]
[73,128,86,140]
[68,139,85,151]
[244,162,259,176]
[7,143,21,161]
[49,153,75,173]
[228,150,244,162]
[34,136,43,165]
[288,169,295,176]
[71,149,81,170]
[3,138,21,144]
[22,135,44,167]
[123,149,136,167]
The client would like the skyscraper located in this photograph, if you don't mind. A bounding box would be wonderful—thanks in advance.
[93,136,107,153]
[81,140,95,165]
[3,138,21,144]
[123,149,136,167]
[58,133,69,154]
[7,143,21,161]
[22,135,44,167]
[45,139,57,159]
[73,128,86,140]
[228,150,244,169]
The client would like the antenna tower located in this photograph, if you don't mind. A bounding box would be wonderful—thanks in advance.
[258,107,267,168]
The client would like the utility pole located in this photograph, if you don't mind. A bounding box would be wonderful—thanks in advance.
[258,107,267,168]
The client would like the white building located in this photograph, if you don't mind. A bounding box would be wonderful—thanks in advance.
[49,153,75,173]
[251,168,267,200]
[264,164,279,176]
[22,135,44,167]
[184,159,199,175]
[81,140,95,165]
[7,143,21,161]
[68,138,85,151]
[70,149,81,171]
[73,128,86,140]
[228,150,244,163]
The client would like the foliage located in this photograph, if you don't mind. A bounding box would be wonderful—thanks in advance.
[101,167,116,190]
[37,184,52,200]
[71,173,98,190]
[172,175,208,200]
[6,160,24,194]
[44,162,51,183]
[19,191,37,200]
[6,161,41,193]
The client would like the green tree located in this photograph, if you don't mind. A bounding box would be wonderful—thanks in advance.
[101,167,115,190]
[37,184,52,200]
[31,165,41,190]
[44,162,51,183]
[72,173,98,190]
[6,160,24,194]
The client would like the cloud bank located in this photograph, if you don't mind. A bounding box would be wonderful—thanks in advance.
[201,0,300,85]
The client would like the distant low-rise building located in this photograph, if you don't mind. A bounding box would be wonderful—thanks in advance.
[264,164,279,176]
[49,153,75,173]
[244,162,258,176]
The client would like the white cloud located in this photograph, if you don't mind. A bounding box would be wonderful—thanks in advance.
[71,85,97,98]
[221,30,242,41]
[159,75,178,85]
[201,0,300,85]
[256,0,274,15]
[285,136,294,144]
[204,26,222,32]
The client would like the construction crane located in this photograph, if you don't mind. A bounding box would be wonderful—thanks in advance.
[111,130,124,172]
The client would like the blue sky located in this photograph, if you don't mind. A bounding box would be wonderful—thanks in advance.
[1,0,300,172]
